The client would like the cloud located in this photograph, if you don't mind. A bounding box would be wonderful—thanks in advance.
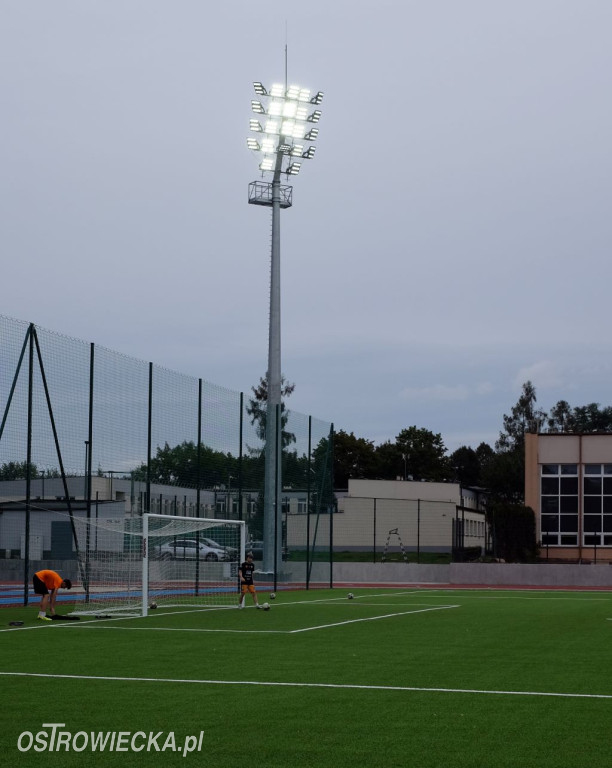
[400,384,470,402]
[399,381,495,403]
[475,381,494,396]
[513,360,564,390]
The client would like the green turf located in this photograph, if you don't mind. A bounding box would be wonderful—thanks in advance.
[2,588,612,767]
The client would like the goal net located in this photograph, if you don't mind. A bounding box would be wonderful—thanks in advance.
[69,513,245,617]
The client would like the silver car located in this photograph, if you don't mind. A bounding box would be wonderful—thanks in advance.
[158,538,228,561]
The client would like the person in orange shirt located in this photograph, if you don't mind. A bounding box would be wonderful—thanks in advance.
[32,569,72,621]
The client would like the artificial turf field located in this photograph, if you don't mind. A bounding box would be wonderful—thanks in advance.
[2,587,612,767]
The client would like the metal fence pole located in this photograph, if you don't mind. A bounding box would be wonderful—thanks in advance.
[23,325,34,607]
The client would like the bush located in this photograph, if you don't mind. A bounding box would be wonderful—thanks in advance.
[487,501,537,562]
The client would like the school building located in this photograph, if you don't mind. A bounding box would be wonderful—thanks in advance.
[525,432,612,562]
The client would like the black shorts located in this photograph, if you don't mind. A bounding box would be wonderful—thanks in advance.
[32,574,49,596]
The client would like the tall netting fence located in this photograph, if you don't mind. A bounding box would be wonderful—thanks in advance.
[0,316,334,605]
[329,496,488,566]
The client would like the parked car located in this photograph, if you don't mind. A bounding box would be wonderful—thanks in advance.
[158,538,229,561]
[200,537,239,561]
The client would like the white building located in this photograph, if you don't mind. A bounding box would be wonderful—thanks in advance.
[285,479,488,556]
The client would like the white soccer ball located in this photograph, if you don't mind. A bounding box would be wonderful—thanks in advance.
[269,592,276,600]
[150,602,158,610]
[262,602,270,611]
[347,593,354,600]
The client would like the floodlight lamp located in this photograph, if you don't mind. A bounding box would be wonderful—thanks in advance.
[278,143,293,154]
[287,162,301,175]
[304,128,319,141]
[247,138,261,151]
[261,138,276,154]
[282,101,297,118]
[260,157,274,171]
[308,110,322,123]
[302,146,316,159]
[253,82,267,95]
[286,84,300,100]
[251,100,266,114]
[310,91,324,105]
[291,144,304,156]
[281,119,296,136]
[270,83,284,97]
[268,101,283,117]
[250,119,263,132]
[264,119,279,135]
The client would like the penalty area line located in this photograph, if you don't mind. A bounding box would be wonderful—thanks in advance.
[289,604,459,633]
[0,671,610,700]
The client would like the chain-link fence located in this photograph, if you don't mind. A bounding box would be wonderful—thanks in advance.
[289,496,487,565]
[0,315,334,602]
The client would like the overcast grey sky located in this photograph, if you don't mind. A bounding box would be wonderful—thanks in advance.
[2,1,611,453]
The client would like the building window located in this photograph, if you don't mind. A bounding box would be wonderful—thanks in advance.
[583,465,612,546]
[540,464,578,546]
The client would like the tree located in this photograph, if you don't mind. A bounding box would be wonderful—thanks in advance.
[491,381,546,503]
[0,461,39,480]
[568,403,612,432]
[132,441,239,488]
[487,500,537,561]
[496,381,546,452]
[395,426,450,482]
[373,440,405,480]
[546,399,572,432]
[449,446,482,487]
[480,449,525,504]
[246,374,296,450]
[333,430,378,488]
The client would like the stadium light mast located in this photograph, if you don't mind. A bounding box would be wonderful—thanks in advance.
[247,79,324,575]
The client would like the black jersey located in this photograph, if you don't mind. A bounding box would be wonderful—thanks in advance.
[239,561,255,585]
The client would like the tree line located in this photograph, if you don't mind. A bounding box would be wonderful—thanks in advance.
[3,378,612,561]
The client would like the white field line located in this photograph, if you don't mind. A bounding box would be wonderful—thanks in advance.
[289,605,459,633]
[73,604,459,635]
[423,595,612,602]
[0,592,434,634]
[408,589,612,601]
[72,626,286,634]
[0,603,249,633]
[1,601,458,635]
[1,671,611,700]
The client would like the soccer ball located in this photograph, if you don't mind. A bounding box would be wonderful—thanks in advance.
[149,602,158,610]
[262,602,270,611]
[347,593,354,600]
[269,592,276,600]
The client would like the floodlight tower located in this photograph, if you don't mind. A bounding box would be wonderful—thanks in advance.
[247,80,323,575]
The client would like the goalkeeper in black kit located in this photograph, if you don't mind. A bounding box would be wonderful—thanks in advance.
[238,552,261,609]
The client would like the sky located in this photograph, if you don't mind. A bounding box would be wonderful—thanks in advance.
[2,1,612,454]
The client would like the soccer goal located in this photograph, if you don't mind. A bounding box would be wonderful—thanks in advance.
[69,513,245,617]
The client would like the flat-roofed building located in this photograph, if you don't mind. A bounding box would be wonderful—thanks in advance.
[525,432,612,562]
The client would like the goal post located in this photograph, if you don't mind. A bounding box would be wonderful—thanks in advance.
[69,513,245,617]
[141,513,246,616]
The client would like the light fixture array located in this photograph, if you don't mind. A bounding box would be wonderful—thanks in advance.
[247,82,323,176]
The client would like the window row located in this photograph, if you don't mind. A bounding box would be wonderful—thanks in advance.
[541,464,612,476]
[541,477,612,494]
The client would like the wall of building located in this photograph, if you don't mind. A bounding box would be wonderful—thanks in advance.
[525,432,612,563]
[286,485,486,553]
